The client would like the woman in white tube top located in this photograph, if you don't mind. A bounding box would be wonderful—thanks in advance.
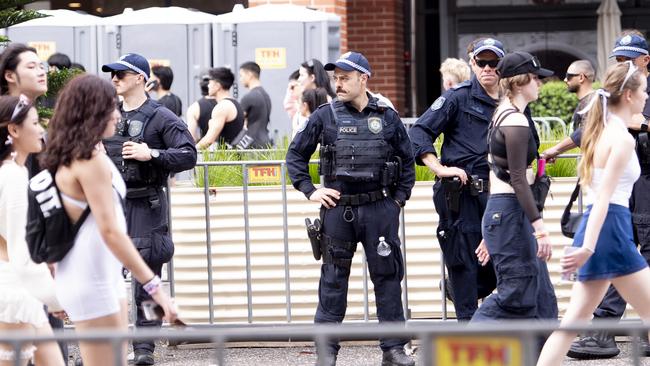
[538,61,650,365]
[0,95,63,366]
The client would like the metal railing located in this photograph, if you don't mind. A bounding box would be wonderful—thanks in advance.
[188,153,582,324]
[2,320,649,366]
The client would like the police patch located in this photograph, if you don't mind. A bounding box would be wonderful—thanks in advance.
[368,117,382,134]
[127,120,144,137]
[339,126,357,134]
[431,97,446,111]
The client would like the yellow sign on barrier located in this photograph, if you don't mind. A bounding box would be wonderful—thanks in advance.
[435,336,523,366]
[248,165,281,184]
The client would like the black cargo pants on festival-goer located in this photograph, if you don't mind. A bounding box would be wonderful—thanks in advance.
[314,197,408,356]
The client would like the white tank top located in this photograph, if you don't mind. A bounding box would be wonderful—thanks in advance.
[586,114,640,207]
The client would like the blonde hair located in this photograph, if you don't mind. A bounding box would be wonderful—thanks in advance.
[440,58,471,85]
[498,73,532,104]
[578,62,643,185]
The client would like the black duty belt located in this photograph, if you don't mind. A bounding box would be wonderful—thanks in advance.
[337,189,388,206]
[126,186,161,199]
[469,178,488,193]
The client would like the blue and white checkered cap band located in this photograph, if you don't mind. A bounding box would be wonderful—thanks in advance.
[612,46,649,56]
[117,60,149,81]
[338,58,372,77]
[473,45,505,58]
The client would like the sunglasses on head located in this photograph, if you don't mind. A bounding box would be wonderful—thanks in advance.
[111,70,138,80]
[10,94,30,122]
[474,58,499,68]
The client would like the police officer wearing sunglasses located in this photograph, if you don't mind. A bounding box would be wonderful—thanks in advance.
[409,38,508,321]
[102,53,197,365]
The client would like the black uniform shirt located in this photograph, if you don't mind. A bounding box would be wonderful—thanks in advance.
[286,95,415,204]
[409,77,497,179]
[121,100,197,180]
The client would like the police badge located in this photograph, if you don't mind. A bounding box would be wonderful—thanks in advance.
[620,35,632,46]
[128,119,144,137]
[368,117,382,134]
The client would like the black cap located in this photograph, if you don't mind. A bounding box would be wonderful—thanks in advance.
[496,51,553,78]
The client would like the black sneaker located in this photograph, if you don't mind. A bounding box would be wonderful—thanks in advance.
[567,331,620,359]
[382,347,415,366]
[133,350,155,366]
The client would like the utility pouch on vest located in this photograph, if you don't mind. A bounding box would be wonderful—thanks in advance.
[305,218,322,261]
[441,177,463,213]
[381,156,402,186]
[319,145,334,176]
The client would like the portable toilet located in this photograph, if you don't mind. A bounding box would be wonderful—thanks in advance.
[213,4,341,141]
[6,9,100,74]
[98,7,219,117]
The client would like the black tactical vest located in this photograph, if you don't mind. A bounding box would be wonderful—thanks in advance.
[103,99,163,186]
[319,100,394,184]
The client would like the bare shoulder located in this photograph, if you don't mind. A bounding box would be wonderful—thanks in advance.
[72,152,111,183]
[500,112,529,127]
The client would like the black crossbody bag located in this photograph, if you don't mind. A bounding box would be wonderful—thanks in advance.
[561,180,583,238]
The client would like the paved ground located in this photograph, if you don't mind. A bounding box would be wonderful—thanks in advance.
[66,340,650,365]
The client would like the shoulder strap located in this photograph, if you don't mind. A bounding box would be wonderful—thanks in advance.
[487,108,520,183]
[563,180,581,214]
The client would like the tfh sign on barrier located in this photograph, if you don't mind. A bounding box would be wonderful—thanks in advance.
[435,336,523,366]
[248,165,282,184]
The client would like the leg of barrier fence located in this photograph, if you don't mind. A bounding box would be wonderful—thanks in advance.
[166,183,175,298]
[315,333,330,366]
[522,331,537,366]
[631,330,641,366]
[420,332,432,366]
[400,208,410,320]
[280,163,292,323]
[12,341,20,366]
[212,335,226,366]
[112,337,123,366]
[440,257,447,321]
[362,252,369,322]
[242,165,253,324]
[203,165,215,324]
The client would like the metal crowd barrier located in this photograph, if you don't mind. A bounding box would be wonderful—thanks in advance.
[187,153,583,324]
[2,320,649,366]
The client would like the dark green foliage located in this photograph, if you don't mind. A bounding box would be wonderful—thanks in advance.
[529,81,578,125]
[37,68,84,122]
[0,1,49,44]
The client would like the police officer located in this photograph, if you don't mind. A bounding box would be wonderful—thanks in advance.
[102,53,197,366]
[548,33,650,360]
[408,38,506,321]
[286,51,415,366]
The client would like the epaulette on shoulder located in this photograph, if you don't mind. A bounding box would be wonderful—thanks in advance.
[316,102,330,110]
[452,80,471,90]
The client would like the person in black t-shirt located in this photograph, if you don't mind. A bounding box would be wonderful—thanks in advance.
[148,66,182,117]
[186,74,216,142]
[239,61,272,148]
[195,67,245,150]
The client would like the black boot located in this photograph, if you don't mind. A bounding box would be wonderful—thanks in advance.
[567,330,620,359]
[133,349,155,365]
[381,347,415,366]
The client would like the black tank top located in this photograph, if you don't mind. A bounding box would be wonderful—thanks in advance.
[197,97,217,138]
[219,97,245,146]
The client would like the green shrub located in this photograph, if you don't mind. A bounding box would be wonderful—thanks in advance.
[530,81,578,125]
[37,68,84,121]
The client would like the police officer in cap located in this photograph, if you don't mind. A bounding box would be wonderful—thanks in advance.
[102,53,197,365]
[408,38,506,321]
[286,51,415,366]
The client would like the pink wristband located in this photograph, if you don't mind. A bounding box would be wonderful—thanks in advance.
[143,275,161,295]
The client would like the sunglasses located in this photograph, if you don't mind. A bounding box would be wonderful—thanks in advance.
[111,70,139,80]
[565,73,581,80]
[474,58,499,68]
[615,56,633,63]
[10,94,30,122]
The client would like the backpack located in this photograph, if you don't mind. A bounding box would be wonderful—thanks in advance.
[25,169,90,264]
